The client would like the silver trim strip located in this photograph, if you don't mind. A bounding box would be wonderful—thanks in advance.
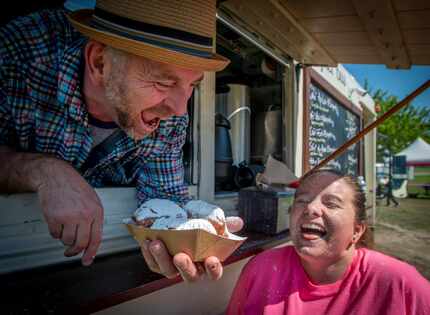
[216,11,290,67]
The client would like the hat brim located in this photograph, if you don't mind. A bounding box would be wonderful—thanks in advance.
[68,10,230,72]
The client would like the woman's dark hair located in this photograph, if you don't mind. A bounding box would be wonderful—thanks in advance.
[297,168,367,224]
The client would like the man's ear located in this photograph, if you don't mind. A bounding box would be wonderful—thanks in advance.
[84,40,108,86]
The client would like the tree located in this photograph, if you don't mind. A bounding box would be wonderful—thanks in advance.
[370,87,430,159]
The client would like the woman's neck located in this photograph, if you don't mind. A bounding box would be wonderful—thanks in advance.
[300,247,356,285]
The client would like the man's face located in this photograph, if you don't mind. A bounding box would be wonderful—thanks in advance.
[290,173,358,263]
[104,55,204,140]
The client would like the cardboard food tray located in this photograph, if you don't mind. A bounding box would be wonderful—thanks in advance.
[126,223,247,262]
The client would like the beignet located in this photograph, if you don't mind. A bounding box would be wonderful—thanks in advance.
[132,198,188,229]
[184,200,227,235]
[176,218,218,235]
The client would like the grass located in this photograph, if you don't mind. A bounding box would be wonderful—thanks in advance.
[376,199,430,233]
[414,166,430,175]
[374,198,430,280]
[407,171,430,197]
[411,175,430,183]
[374,224,430,280]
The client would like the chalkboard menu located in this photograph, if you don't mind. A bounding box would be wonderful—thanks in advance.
[308,81,361,175]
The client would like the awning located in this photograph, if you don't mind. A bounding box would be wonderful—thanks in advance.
[220,0,430,68]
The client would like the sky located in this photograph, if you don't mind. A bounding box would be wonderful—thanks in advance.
[343,64,430,109]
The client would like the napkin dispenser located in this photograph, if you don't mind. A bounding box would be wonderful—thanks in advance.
[238,187,294,235]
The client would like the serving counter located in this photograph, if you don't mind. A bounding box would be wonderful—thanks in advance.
[1,231,290,315]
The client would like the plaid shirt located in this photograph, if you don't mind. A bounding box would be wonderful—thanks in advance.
[0,9,190,205]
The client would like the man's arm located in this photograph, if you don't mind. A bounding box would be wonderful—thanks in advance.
[0,147,104,266]
[0,17,104,266]
[135,116,243,281]
[135,115,207,280]
[0,146,52,192]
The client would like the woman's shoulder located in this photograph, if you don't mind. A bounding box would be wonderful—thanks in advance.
[236,245,298,287]
[358,248,429,287]
[359,248,417,271]
[245,245,296,272]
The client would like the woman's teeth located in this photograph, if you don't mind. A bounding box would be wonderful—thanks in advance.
[300,223,327,239]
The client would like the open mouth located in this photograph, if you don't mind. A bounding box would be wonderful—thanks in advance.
[300,223,327,240]
[141,113,160,132]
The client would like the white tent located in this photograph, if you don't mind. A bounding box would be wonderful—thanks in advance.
[396,137,430,166]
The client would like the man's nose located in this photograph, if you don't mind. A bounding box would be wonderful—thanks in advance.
[304,200,323,217]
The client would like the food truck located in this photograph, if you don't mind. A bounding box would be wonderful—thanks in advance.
[1,0,429,313]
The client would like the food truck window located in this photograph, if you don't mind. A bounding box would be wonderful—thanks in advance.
[214,20,287,193]
[0,2,200,274]
[183,94,196,185]
[303,68,363,176]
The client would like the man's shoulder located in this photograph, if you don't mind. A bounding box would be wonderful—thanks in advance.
[0,9,82,64]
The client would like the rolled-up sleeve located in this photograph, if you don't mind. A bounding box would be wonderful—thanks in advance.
[136,115,191,206]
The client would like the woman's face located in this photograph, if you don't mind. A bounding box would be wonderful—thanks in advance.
[290,173,362,263]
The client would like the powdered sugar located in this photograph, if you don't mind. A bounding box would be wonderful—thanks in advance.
[127,199,229,235]
[176,218,218,234]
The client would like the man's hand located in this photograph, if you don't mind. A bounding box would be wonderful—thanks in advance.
[140,216,244,281]
[36,159,104,266]
[0,149,104,266]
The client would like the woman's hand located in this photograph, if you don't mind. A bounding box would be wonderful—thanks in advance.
[140,216,244,281]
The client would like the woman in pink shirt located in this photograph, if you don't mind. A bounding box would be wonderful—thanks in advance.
[227,170,430,315]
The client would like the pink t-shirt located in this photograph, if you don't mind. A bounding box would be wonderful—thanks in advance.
[227,246,430,315]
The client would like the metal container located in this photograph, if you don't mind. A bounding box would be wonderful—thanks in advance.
[251,106,283,163]
[215,113,234,190]
[216,84,251,166]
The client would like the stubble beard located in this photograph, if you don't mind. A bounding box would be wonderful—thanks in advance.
[104,71,137,139]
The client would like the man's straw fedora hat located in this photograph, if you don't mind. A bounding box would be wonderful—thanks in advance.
[68,0,230,71]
